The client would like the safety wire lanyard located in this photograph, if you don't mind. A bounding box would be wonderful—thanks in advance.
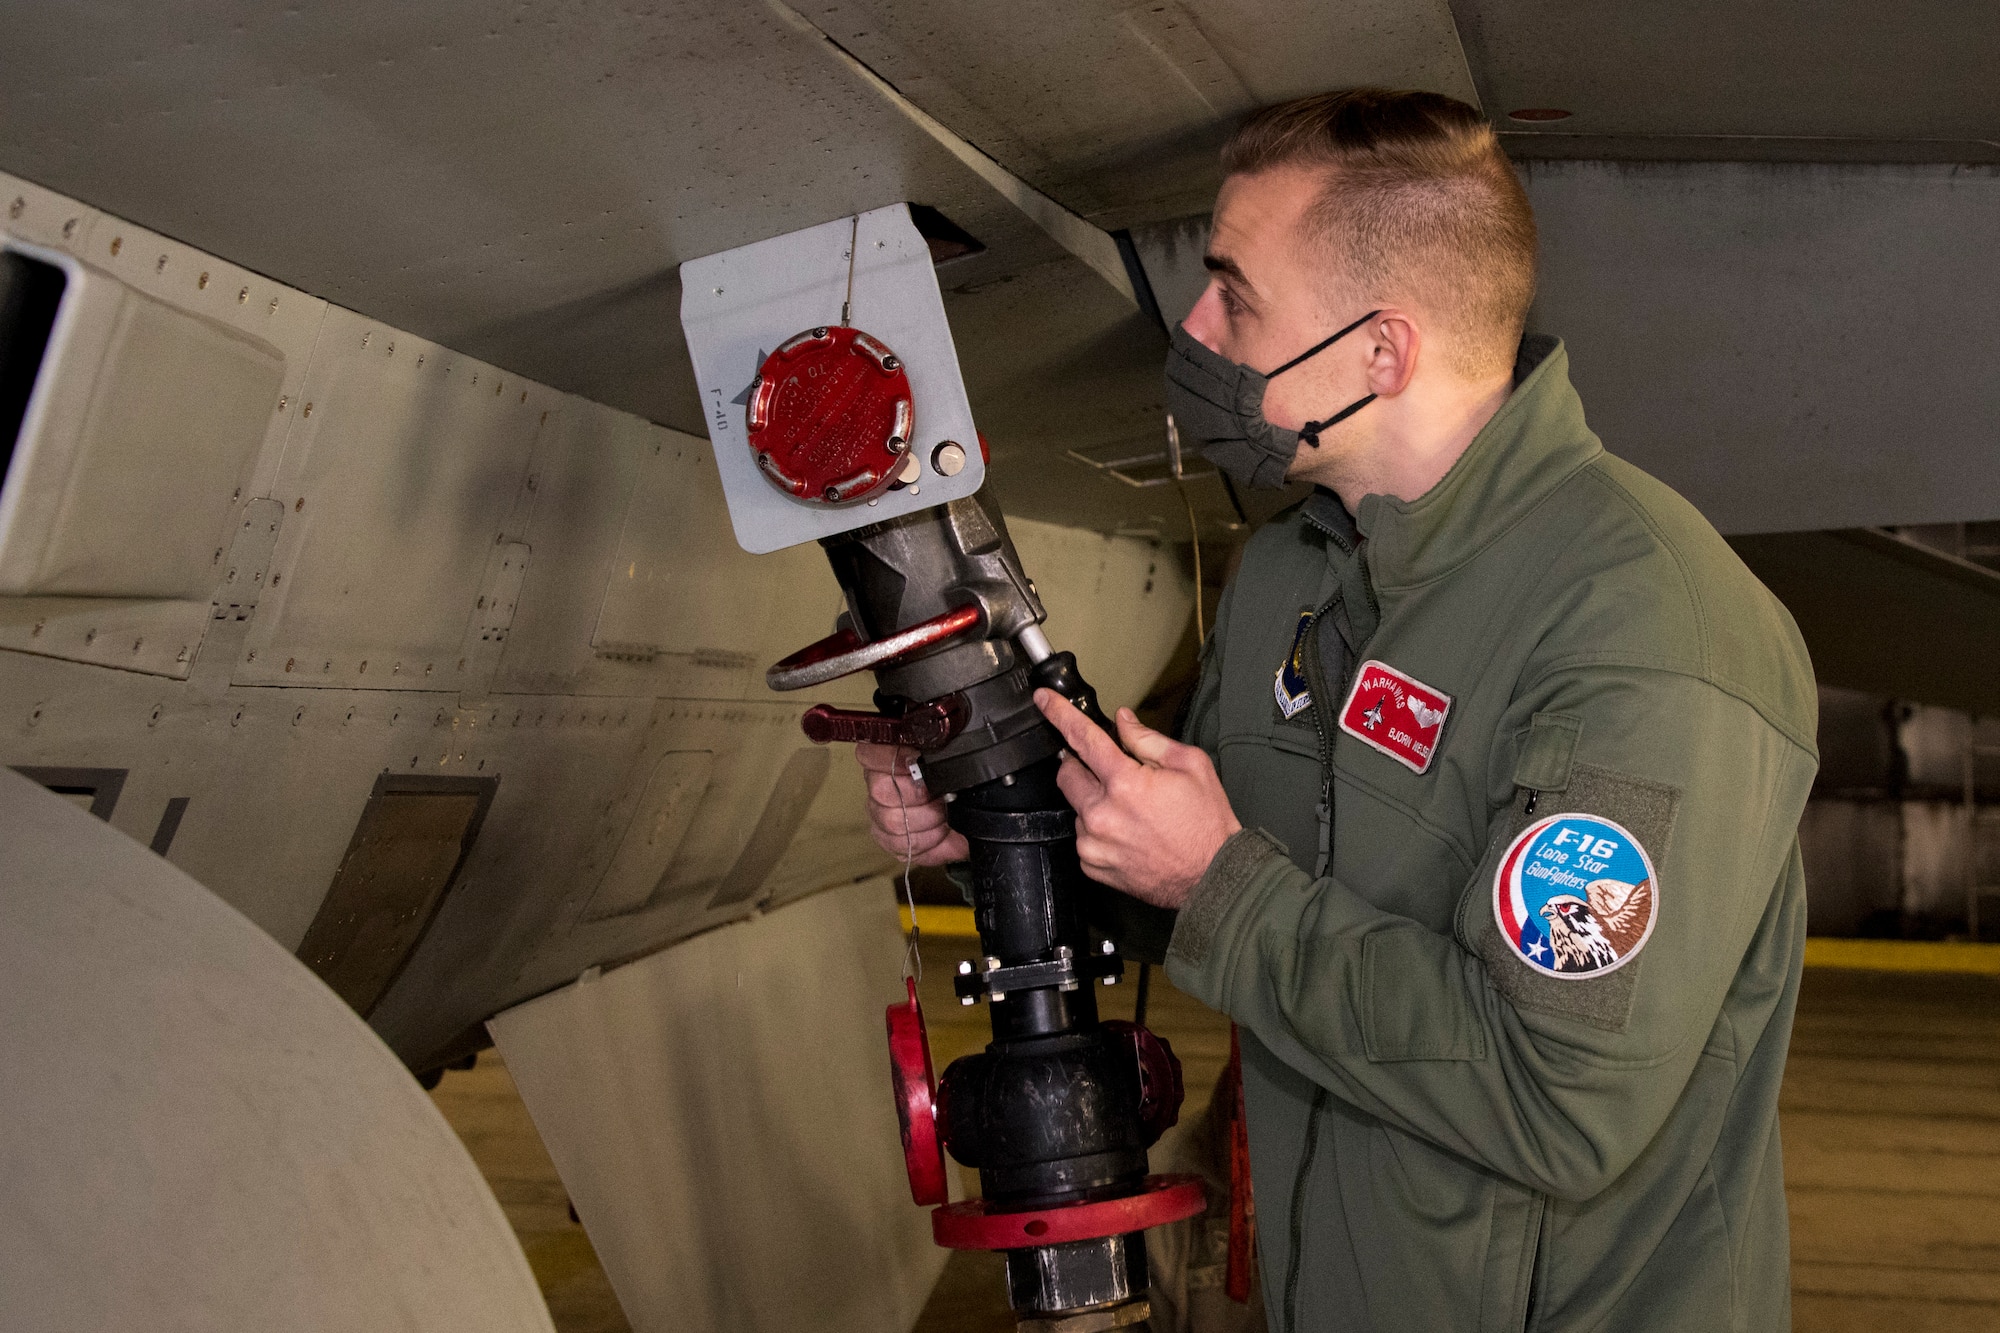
[896,758,922,982]
[847,208,921,980]
[840,214,858,327]
[1150,412,1211,1025]
[1176,479,1205,643]
[1165,413,1206,642]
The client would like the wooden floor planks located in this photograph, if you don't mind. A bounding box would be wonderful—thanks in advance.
[1788,969,2000,1332]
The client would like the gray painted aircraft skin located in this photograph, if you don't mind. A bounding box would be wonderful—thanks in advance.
[1,2,1997,1330]
[0,164,1189,1333]
[0,159,1195,1062]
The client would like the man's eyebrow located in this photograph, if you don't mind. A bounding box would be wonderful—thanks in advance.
[1203,252,1253,292]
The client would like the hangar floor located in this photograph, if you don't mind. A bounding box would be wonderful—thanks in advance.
[429,935,2000,1333]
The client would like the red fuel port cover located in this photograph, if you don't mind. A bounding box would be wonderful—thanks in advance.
[747,325,914,504]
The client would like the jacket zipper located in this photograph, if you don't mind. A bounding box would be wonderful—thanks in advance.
[1357,544,1380,629]
[1282,523,1366,1331]
[1300,599,1343,878]
[1283,1086,1332,1333]
[1282,603,1345,1331]
[1521,1193,1550,1331]
[1298,531,1371,877]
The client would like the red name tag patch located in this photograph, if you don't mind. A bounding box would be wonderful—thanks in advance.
[1338,660,1452,774]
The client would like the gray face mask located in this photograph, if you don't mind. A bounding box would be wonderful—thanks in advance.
[1162,310,1381,490]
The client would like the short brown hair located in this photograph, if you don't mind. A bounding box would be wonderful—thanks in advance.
[1222,89,1536,378]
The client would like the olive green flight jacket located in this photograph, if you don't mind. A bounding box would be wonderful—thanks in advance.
[1168,337,1817,1332]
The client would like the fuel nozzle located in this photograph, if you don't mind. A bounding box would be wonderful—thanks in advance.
[761,496,1203,1328]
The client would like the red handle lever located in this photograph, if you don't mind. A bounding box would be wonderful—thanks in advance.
[800,695,968,750]
[766,604,983,691]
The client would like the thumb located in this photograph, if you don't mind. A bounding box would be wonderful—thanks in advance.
[1116,707,1176,765]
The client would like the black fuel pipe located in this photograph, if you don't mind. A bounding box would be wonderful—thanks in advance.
[940,756,1156,1313]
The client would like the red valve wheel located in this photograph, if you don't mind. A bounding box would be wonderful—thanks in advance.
[931,1175,1207,1251]
[887,977,950,1207]
[747,325,914,505]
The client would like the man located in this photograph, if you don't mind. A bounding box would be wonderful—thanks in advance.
[863,89,1816,1331]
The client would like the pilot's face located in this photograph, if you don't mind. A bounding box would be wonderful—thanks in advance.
[1181,166,1373,440]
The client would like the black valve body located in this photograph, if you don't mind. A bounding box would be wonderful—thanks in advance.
[936,760,1149,1205]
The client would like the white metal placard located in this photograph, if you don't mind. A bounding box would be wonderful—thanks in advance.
[679,204,985,554]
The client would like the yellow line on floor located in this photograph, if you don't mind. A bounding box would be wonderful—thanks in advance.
[901,904,978,937]
[1803,937,2000,974]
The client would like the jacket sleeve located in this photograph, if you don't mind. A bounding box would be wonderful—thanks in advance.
[1164,663,1814,1202]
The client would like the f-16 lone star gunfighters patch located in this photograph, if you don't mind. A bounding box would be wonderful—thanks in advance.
[1495,813,1659,979]
[1337,660,1451,773]
[1273,611,1315,720]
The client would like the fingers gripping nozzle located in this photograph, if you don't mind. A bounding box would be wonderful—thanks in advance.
[1028,649,1117,740]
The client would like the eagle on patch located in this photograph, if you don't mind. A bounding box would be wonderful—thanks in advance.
[1541,877,1653,974]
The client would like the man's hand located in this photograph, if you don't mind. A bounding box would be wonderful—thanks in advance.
[1033,689,1241,909]
[856,742,969,865]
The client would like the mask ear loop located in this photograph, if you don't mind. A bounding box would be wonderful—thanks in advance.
[1298,392,1377,448]
[1265,308,1381,378]
[1269,309,1383,449]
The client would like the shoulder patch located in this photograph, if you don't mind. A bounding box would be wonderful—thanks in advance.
[1273,610,1315,720]
[1338,660,1451,773]
[1494,813,1658,978]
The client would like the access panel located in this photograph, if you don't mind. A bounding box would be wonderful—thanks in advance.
[295,774,497,1018]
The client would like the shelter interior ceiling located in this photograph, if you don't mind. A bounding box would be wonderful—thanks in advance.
[1454,0,2000,161]
[0,1,1994,540]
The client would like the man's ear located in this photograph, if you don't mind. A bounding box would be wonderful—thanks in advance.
[1365,312,1420,398]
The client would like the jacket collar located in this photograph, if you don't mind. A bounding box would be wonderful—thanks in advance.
[1352,336,1602,591]
[1300,486,1358,552]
